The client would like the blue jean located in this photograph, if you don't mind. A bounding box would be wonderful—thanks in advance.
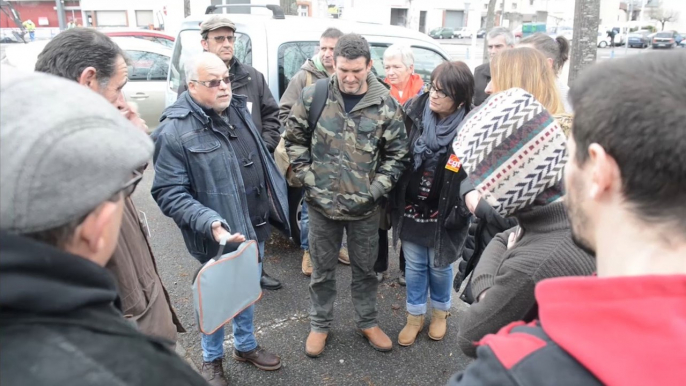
[201,241,264,361]
[300,200,310,250]
[29,31,35,41]
[402,241,453,315]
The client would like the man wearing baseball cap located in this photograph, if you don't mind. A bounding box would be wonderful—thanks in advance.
[192,14,284,291]
[0,68,208,386]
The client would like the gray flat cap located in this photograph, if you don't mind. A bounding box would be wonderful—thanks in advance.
[200,15,236,35]
[0,67,153,234]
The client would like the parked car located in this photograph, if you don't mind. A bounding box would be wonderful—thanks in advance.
[455,27,473,39]
[628,30,651,48]
[167,5,450,243]
[652,30,681,49]
[476,28,486,38]
[2,37,171,133]
[429,27,454,39]
[597,31,625,48]
[101,28,176,48]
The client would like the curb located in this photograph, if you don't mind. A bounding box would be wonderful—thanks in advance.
[176,343,199,372]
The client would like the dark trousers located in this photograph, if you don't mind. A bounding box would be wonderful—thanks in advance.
[374,229,405,273]
[308,207,380,331]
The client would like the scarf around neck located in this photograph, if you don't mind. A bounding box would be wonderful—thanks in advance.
[413,97,466,171]
[386,73,425,105]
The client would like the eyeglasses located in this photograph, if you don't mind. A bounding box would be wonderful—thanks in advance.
[191,75,232,88]
[120,169,144,197]
[211,35,236,44]
[429,84,448,99]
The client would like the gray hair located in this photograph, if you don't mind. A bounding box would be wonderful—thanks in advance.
[383,44,415,68]
[487,27,515,47]
[184,52,223,84]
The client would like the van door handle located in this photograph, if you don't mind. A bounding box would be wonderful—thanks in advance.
[131,93,149,100]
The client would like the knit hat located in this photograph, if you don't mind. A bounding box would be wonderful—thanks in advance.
[452,88,567,217]
[0,67,153,234]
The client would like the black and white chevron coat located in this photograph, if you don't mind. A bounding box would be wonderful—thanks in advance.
[390,93,472,268]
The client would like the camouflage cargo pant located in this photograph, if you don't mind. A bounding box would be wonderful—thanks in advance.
[308,207,380,332]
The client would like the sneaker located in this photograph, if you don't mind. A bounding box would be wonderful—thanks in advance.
[398,272,406,286]
[338,246,350,265]
[302,250,313,276]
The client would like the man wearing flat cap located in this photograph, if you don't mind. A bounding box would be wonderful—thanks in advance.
[0,67,208,386]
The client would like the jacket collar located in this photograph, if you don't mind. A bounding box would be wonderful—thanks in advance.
[229,57,250,88]
[302,58,329,78]
[161,92,249,125]
[331,72,391,113]
[0,231,119,314]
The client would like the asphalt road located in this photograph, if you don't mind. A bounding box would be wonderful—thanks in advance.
[132,167,472,386]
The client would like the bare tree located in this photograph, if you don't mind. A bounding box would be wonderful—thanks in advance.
[482,0,498,63]
[569,0,600,85]
[184,0,190,17]
[280,0,297,15]
[650,2,680,31]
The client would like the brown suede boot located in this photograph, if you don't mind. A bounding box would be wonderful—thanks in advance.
[428,309,450,341]
[398,314,424,347]
[305,331,328,358]
[302,250,313,276]
[359,326,392,352]
[338,246,350,265]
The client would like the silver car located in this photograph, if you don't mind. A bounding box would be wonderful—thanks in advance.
[2,36,171,132]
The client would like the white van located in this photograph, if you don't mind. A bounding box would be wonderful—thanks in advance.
[166,4,451,241]
[166,4,450,107]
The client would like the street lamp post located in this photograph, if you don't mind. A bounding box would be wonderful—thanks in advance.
[55,0,66,30]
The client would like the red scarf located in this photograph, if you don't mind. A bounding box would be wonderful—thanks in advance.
[386,73,425,105]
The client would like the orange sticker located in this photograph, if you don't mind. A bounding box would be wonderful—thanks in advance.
[445,154,461,173]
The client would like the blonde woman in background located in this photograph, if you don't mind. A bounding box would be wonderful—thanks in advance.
[484,47,571,135]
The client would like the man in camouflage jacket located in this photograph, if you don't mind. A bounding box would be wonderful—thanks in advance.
[283,33,409,357]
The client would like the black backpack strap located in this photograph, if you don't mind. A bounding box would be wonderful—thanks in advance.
[307,78,329,130]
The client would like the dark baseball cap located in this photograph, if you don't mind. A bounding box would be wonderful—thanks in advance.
[200,15,236,35]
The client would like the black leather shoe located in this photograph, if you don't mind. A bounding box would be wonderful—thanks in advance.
[260,270,282,290]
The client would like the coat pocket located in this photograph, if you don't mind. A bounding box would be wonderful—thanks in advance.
[185,139,230,193]
[444,202,471,231]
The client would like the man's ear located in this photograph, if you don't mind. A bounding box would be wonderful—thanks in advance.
[367,59,374,71]
[587,143,621,201]
[78,67,99,93]
[73,201,120,262]
[409,64,415,74]
[200,39,209,51]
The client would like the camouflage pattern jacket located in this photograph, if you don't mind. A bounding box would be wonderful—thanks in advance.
[283,73,410,221]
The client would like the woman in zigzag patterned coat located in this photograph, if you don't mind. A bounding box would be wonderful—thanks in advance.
[455,46,574,303]
[451,84,595,358]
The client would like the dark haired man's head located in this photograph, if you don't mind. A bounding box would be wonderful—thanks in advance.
[565,51,686,273]
[319,28,344,73]
[35,28,129,109]
[333,33,372,95]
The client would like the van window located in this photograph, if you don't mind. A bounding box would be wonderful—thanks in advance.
[169,29,252,93]
[278,42,446,98]
[126,50,169,81]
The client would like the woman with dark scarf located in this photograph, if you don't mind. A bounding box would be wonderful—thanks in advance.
[390,61,474,347]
